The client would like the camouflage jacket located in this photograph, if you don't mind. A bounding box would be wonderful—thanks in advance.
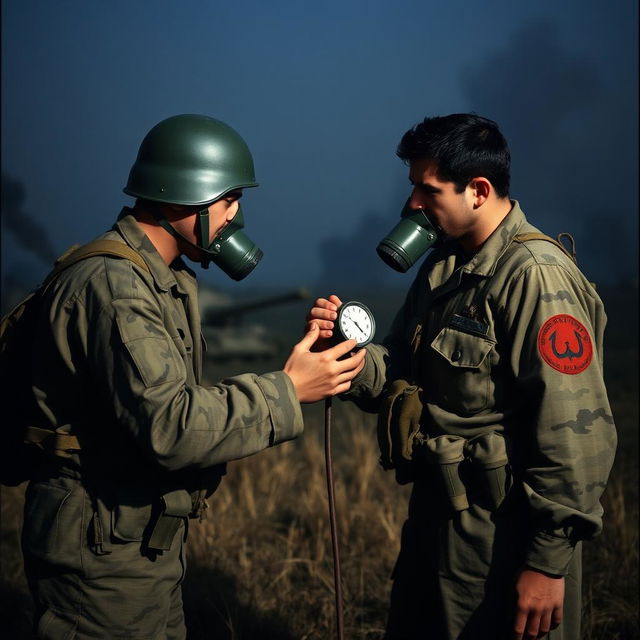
[347,201,617,575]
[31,209,303,494]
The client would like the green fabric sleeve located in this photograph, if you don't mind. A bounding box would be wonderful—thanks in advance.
[503,262,616,574]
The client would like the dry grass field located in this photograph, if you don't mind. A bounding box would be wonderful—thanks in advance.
[1,284,637,638]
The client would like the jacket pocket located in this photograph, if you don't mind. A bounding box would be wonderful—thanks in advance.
[429,327,496,414]
[23,480,83,565]
[110,488,154,542]
[113,300,183,388]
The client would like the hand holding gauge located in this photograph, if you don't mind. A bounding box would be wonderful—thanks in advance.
[284,296,372,403]
[306,295,376,350]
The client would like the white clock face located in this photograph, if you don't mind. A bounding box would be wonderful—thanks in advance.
[338,302,375,346]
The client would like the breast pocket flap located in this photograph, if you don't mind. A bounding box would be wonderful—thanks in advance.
[431,327,495,368]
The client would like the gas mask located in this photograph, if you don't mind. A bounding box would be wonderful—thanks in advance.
[152,203,263,281]
[194,204,263,279]
[376,198,443,272]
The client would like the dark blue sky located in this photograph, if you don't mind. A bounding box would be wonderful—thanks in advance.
[2,0,637,295]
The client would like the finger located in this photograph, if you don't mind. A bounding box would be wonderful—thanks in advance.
[313,297,339,312]
[307,307,337,322]
[334,347,367,371]
[332,380,353,395]
[333,372,353,387]
[334,365,364,385]
[335,357,366,385]
[326,338,358,359]
[538,611,552,636]
[306,319,334,331]
[550,605,563,629]
[525,613,541,640]
[512,609,527,640]
[328,294,343,307]
[353,355,366,376]
[296,322,320,351]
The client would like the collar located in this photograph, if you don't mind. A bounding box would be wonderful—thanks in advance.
[460,200,527,277]
[114,207,196,295]
[427,200,527,297]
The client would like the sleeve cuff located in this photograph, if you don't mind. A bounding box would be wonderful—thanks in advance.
[255,371,304,446]
[525,530,576,576]
[343,343,387,400]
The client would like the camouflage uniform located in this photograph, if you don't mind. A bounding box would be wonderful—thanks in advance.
[22,209,303,639]
[346,201,616,639]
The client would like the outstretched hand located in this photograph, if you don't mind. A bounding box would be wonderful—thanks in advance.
[283,321,366,403]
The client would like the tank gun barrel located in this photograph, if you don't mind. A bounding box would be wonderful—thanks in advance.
[204,287,310,326]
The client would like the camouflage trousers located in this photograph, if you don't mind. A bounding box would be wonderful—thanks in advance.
[22,475,188,639]
[384,483,582,640]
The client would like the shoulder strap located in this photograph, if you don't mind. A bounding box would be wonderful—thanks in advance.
[23,426,81,456]
[43,239,150,291]
[19,240,150,454]
[512,232,577,264]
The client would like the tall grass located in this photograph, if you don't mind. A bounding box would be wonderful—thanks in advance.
[2,398,636,638]
[183,404,410,639]
[1,285,637,637]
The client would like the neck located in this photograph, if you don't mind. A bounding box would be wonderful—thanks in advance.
[133,207,181,265]
[459,197,513,254]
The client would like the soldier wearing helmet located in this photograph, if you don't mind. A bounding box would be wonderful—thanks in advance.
[21,114,366,638]
[124,114,263,277]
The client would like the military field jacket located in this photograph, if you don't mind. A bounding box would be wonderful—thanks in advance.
[31,209,303,488]
[347,201,616,575]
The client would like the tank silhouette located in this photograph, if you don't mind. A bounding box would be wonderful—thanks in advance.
[199,285,310,361]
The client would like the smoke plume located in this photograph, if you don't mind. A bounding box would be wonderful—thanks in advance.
[1,173,58,265]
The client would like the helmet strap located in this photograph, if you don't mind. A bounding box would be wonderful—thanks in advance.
[148,204,215,268]
[197,208,211,269]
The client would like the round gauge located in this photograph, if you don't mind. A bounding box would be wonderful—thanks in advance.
[336,300,376,347]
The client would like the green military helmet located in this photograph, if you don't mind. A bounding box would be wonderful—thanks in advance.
[124,114,263,278]
[124,114,258,205]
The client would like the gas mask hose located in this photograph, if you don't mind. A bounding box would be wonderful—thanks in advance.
[324,397,345,640]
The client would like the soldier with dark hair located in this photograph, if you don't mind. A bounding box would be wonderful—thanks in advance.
[21,114,366,638]
[308,113,616,639]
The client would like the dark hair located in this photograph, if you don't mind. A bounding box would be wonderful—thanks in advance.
[396,113,510,198]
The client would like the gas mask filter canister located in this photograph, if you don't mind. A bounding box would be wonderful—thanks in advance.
[376,198,442,272]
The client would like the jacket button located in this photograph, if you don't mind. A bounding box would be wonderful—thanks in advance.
[451,349,462,362]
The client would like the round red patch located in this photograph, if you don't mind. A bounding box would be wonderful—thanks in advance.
[537,314,593,374]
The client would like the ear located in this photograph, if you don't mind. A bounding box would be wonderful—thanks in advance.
[470,177,491,208]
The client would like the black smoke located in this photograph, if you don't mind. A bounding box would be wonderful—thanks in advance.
[1,173,58,265]
[460,18,638,284]
[317,19,637,288]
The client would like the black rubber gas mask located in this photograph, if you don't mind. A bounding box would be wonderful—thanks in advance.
[376,198,443,272]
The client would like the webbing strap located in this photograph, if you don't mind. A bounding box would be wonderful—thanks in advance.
[24,426,81,457]
[43,240,150,292]
[513,232,577,263]
[31,240,150,454]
